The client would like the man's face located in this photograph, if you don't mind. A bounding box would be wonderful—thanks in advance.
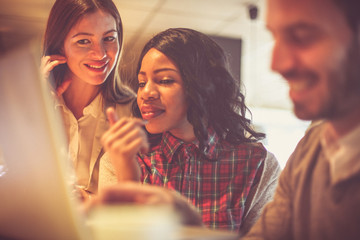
[266,0,360,121]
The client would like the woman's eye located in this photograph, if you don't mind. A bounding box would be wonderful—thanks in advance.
[104,36,116,42]
[77,39,90,45]
[138,82,146,88]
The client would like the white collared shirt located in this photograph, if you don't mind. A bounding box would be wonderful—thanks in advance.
[56,94,103,190]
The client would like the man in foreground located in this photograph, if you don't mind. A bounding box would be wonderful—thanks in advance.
[243,0,360,238]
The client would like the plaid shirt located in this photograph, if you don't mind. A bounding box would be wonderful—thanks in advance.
[137,128,266,231]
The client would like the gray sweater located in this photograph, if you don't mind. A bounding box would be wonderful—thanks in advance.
[243,122,360,240]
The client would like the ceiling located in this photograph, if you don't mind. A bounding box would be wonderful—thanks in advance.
[115,0,264,48]
[0,0,265,52]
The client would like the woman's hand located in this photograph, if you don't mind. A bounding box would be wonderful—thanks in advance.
[101,107,149,182]
[40,55,69,96]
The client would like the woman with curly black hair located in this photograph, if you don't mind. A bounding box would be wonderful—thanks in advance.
[102,28,280,235]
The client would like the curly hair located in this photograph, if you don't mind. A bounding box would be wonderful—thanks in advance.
[42,0,133,103]
[133,28,265,151]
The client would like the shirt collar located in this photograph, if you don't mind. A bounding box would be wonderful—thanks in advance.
[55,93,103,118]
[83,93,103,118]
[321,123,360,184]
[55,95,66,109]
[160,127,220,161]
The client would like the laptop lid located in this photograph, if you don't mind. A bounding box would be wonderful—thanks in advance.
[0,42,92,240]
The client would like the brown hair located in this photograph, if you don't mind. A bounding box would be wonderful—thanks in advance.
[43,0,134,103]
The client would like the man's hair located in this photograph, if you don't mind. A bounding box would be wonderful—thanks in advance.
[333,0,360,32]
[133,28,265,151]
[333,0,360,97]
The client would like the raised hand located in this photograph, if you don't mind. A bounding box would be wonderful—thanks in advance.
[40,55,69,96]
[101,107,149,182]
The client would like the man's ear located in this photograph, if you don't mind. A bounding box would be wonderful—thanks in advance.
[351,23,360,94]
[355,23,360,55]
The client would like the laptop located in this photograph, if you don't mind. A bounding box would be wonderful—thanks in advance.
[0,41,238,240]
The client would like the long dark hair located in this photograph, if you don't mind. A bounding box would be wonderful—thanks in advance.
[43,0,133,103]
[133,28,265,150]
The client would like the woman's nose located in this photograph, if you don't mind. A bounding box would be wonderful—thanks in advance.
[140,81,159,100]
[90,42,106,60]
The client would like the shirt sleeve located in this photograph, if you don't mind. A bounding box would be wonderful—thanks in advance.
[241,152,293,240]
[239,151,281,236]
[98,152,118,192]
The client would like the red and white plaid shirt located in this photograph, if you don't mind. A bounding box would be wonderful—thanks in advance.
[137,128,266,231]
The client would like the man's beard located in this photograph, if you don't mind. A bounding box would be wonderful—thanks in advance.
[292,37,360,121]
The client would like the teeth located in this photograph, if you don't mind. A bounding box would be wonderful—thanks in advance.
[86,62,107,69]
[88,64,105,69]
[289,80,311,91]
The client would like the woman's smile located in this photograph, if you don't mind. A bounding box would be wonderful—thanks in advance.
[84,60,109,73]
[140,104,165,120]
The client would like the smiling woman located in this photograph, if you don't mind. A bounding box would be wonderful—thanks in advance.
[63,10,120,88]
[136,48,191,140]
[41,0,135,198]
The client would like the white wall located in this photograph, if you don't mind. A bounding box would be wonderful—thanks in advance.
[240,11,310,168]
